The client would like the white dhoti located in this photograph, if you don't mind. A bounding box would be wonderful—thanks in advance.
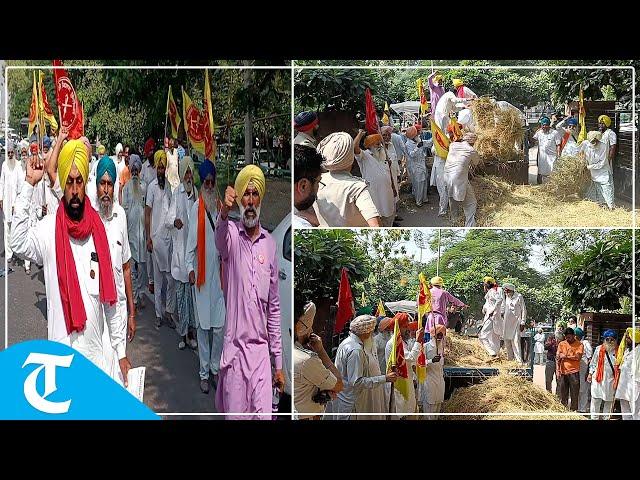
[430,155,448,215]
[479,317,501,356]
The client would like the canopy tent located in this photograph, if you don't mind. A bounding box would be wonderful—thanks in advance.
[384,300,417,314]
[389,101,421,115]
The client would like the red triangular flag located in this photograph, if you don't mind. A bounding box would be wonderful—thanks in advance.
[53,60,83,139]
[365,88,379,135]
[334,268,355,334]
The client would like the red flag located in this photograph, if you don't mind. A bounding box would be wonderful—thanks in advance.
[53,60,83,139]
[334,268,355,334]
[365,88,379,135]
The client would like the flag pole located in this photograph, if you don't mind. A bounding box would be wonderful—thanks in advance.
[164,86,169,145]
[436,229,442,276]
[387,319,397,419]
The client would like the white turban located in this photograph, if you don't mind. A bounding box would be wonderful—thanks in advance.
[503,283,516,292]
[316,132,355,172]
[458,109,473,126]
[587,131,602,143]
[115,143,123,156]
[350,315,377,335]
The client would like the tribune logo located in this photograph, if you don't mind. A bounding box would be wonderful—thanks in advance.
[22,352,74,414]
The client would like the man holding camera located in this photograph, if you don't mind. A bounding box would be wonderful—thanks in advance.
[293,297,343,419]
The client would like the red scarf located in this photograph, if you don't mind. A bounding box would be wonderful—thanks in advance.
[55,196,117,335]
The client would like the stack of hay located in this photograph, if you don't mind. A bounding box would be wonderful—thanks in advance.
[541,155,591,199]
[442,373,585,420]
[468,97,524,164]
[445,333,521,369]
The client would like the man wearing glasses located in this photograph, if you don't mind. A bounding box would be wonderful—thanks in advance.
[293,145,324,228]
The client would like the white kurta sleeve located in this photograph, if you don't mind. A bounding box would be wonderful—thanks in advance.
[105,302,127,359]
[185,201,198,276]
[0,165,5,200]
[589,346,599,374]
[166,189,177,230]
[9,183,45,265]
[404,340,422,364]
[583,340,593,360]
[520,297,527,325]
[349,349,386,390]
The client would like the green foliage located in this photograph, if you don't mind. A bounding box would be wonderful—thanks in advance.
[560,232,632,312]
[293,229,370,301]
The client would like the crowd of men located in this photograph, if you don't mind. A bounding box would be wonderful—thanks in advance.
[1,126,285,418]
[540,321,638,420]
[292,74,620,228]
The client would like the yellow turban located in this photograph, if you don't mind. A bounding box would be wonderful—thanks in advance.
[58,139,89,186]
[430,276,444,287]
[483,276,496,284]
[97,145,106,155]
[234,164,265,207]
[598,115,612,128]
[154,150,167,167]
[452,78,464,88]
[434,74,443,84]
[616,327,640,365]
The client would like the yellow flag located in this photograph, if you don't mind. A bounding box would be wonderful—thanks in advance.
[386,319,411,401]
[430,118,450,158]
[382,102,390,126]
[578,88,587,144]
[203,69,216,160]
[38,71,58,132]
[376,299,386,317]
[361,292,367,307]
[28,72,38,138]
[181,87,206,155]
[417,78,428,116]
[166,85,182,139]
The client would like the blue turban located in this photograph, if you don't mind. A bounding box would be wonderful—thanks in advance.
[294,111,318,131]
[129,154,142,173]
[539,116,551,126]
[566,117,578,126]
[96,155,117,186]
[198,159,216,183]
[43,136,52,148]
[574,327,584,338]
[602,329,617,339]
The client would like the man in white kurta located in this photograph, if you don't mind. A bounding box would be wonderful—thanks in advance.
[419,324,446,418]
[479,276,504,357]
[404,126,429,206]
[142,139,157,293]
[0,142,23,263]
[10,139,130,379]
[615,328,640,420]
[121,154,147,309]
[444,133,480,227]
[588,330,618,420]
[501,283,526,364]
[145,150,176,329]
[381,316,422,418]
[354,132,395,227]
[575,327,593,413]
[532,116,561,182]
[95,156,135,385]
[581,131,615,209]
[325,315,397,420]
[381,126,400,206]
[168,156,198,351]
[186,160,226,394]
[165,138,180,193]
[598,115,617,169]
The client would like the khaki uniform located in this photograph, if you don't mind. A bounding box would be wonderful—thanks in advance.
[294,344,337,419]
[313,171,379,227]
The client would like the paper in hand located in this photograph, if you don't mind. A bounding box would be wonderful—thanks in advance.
[120,367,146,403]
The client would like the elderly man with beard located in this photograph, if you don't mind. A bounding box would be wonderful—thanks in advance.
[215,164,283,417]
[532,116,562,183]
[313,132,381,227]
[186,160,226,394]
[294,111,320,148]
[380,126,400,209]
[122,154,148,310]
[444,132,481,227]
[168,155,199,352]
[479,276,504,358]
[95,156,136,384]
[615,328,640,420]
[325,315,398,420]
[588,329,617,419]
[165,138,180,193]
[404,126,430,207]
[354,131,396,227]
[0,141,23,265]
[501,283,527,364]
[141,138,157,294]
[293,145,323,228]
[10,139,131,382]
[146,150,176,330]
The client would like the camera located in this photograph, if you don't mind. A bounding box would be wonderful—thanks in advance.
[312,390,333,405]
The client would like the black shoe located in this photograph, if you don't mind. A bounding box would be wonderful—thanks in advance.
[200,379,210,394]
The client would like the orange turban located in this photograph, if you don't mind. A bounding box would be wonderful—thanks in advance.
[364,134,383,149]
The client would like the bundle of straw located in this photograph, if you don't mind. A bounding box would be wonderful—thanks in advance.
[468,97,524,163]
[541,155,590,199]
[445,333,520,369]
[442,373,585,419]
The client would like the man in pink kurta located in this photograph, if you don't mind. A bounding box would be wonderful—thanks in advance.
[428,71,445,114]
[215,165,284,419]
[426,276,467,332]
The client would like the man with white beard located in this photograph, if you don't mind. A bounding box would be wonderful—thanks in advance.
[501,283,526,364]
[353,131,395,227]
[0,141,23,265]
[588,330,618,419]
[94,156,136,384]
[479,276,504,357]
[404,126,429,207]
[380,126,400,209]
[145,150,176,330]
[615,328,640,420]
[121,154,147,310]
[186,160,226,394]
[168,156,198,352]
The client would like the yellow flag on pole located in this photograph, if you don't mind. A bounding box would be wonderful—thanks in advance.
[382,102,390,126]
[38,71,58,132]
[578,88,587,144]
[386,318,411,400]
[166,85,182,139]
[376,299,386,317]
[430,118,450,158]
[28,72,38,138]
[203,69,216,160]
[181,87,206,155]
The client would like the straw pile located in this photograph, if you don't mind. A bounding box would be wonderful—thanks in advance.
[445,333,520,369]
[469,97,524,163]
[442,373,585,420]
[541,155,590,199]
[471,175,631,227]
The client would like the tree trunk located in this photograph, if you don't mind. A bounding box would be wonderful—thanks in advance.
[243,65,253,164]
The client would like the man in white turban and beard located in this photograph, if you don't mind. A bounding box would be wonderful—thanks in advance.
[313,132,381,227]
[121,154,148,310]
[404,126,430,207]
[0,141,23,265]
[444,131,480,227]
[501,283,527,364]
[354,130,396,227]
[324,315,398,420]
[168,155,199,352]
[381,126,400,208]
